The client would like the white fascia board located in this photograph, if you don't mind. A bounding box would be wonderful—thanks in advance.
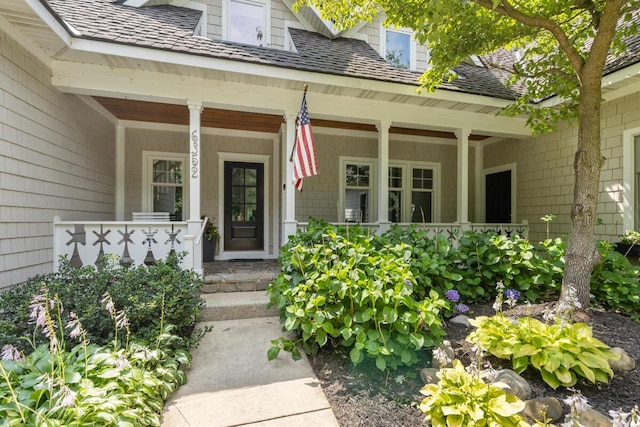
[51,60,531,137]
[539,61,640,108]
[0,14,51,67]
[24,0,72,45]
[280,0,324,33]
[63,37,513,110]
[123,0,150,6]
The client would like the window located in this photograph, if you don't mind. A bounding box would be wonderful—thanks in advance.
[342,159,374,223]
[226,0,269,46]
[142,152,188,220]
[388,166,403,222]
[383,28,415,70]
[411,168,434,223]
[388,163,439,223]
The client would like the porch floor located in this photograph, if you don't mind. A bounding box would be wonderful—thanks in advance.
[202,259,280,293]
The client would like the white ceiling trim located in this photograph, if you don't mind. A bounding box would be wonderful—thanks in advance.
[51,60,530,137]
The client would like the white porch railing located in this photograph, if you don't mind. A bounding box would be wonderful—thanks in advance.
[53,216,198,271]
[295,221,529,243]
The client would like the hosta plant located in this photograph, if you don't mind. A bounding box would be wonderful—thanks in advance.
[0,289,191,426]
[419,359,529,427]
[467,313,619,389]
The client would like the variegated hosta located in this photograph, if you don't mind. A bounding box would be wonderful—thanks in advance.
[419,359,529,427]
[467,314,619,389]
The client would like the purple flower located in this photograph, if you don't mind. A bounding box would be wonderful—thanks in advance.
[1,344,23,361]
[505,289,520,302]
[445,290,460,303]
[454,304,469,313]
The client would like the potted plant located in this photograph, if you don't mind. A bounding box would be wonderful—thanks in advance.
[202,216,219,262]
[615,229,640,259]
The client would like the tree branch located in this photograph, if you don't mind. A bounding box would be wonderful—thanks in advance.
[471,0,586,78]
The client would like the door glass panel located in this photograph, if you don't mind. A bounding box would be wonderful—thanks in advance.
[232,168,244,185]
[389,190,401,223]
[411,192,432,223]
[246,204,257,221]
[245,187,257,203]
[232,186,244,204]
[245,168,257,185]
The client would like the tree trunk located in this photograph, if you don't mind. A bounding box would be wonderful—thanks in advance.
[561,75,605,309]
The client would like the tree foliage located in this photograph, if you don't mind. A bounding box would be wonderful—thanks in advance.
[300,0,638,133]
[300,0,640,308]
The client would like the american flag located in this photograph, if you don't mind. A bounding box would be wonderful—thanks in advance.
[292,91,318,191]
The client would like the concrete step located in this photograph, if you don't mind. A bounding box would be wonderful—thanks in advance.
[200,290,277,321]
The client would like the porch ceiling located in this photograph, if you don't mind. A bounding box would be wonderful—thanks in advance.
[93,96,491,141]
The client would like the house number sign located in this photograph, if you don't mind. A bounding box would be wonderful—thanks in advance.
[191,130,199,178]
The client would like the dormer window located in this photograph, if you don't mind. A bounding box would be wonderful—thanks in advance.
[382,27,416,70]
[225,0,270,46]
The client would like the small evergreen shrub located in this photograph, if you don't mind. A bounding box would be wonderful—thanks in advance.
[0,254,204,353]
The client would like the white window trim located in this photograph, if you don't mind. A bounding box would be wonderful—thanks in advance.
[217,152,271,259]
[481,163,517,223]
[222,0,272,46]
[380,25,417,71]
[339,157,376,223]
[389,161,441,223]
[142,151,189,219]
[623,127,640,231]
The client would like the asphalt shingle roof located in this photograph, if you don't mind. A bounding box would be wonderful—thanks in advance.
[41,0,518,100]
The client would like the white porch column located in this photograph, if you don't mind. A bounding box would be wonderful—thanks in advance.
[283,112,297,243]
[456,128,471,224]
[475,144,484,222]
[377,120,391,232]
[187,101,203,275]
[115,123,125,221]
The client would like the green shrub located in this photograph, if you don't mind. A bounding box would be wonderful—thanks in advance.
[590,241,640,321]
[0,254,204,352]
[268,219,448,371]
[0,292,190,426]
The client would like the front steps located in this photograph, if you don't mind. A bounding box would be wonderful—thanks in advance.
[199,260,280,321]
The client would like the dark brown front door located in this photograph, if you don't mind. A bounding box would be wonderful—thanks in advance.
[224,162,264,251]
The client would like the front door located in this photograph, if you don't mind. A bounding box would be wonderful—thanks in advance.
[485,170,511,223]
[224,162,264,251]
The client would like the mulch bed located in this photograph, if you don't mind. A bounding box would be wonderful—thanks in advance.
[308,302,640,426]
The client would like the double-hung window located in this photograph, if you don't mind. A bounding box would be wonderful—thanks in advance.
[226,0,269,46]
[342,159,374,223]
[142,152,188,221]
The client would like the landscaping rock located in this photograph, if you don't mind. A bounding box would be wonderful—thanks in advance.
[609,347,636,371]
[492,369,532,400]
[564,408,613,427]
[522,397,563,423]
[420,368,441,385]
[449,314,471,327]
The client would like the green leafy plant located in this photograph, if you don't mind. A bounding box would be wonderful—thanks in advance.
[202,215,219,241]
[267,219,448,371]
[419,359,529,427]
[0,253,205,353]
[0,290,191,426]
[467,287,620,389]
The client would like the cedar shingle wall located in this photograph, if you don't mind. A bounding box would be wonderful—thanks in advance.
[484,92,640,243]
[0,31,115,289]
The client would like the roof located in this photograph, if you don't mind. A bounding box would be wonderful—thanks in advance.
[41,0,518,100]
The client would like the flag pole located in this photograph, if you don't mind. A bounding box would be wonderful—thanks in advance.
[289,84,308,162]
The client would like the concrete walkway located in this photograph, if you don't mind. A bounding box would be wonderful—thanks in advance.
[161,315,340,426]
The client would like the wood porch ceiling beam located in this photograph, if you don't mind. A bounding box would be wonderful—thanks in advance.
[93,97,489,141]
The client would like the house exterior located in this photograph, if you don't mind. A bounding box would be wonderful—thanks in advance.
[1,0,639,289]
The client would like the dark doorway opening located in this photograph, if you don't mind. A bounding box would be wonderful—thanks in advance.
[224,162,264,251]
[485,170,512,223]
